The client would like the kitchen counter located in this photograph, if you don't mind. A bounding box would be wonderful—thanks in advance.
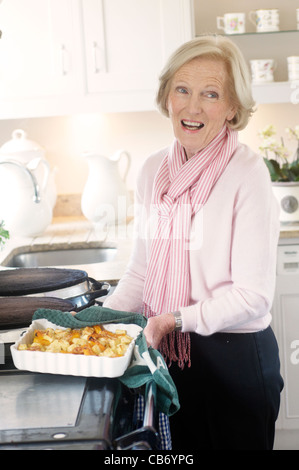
[279,223,299,240]
[0,217,134,282]
[1,217,299,279]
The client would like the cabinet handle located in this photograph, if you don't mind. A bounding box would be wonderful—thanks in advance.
[61,44,67,76]
[93,41,100,74]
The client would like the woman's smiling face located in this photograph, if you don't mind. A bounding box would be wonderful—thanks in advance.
[167,57,236,160]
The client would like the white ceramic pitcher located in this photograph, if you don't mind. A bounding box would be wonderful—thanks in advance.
[0,129,57,208]
[0,160,53,236]
[81,150,131,226]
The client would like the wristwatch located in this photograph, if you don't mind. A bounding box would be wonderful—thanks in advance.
[172,311,182,331]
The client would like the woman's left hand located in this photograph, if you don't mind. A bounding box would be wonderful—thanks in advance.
[143,313,176,349]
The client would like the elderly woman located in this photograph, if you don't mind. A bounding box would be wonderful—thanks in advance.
[104,35,283,450]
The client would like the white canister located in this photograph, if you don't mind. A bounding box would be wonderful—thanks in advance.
[272,182,299,224]
[249,9,280,32]
[287,56,299,81]
[250,59,276,83]
[216,12,245,35]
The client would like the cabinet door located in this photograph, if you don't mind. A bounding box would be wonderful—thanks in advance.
[272,274,299,430]
[82,0,193,94]
[0,0,83,99]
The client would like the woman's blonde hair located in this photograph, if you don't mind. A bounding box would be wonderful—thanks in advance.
[156,34,255,131]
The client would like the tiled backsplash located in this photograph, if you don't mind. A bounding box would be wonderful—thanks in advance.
[53,194,83,218]
[53,191,135,219]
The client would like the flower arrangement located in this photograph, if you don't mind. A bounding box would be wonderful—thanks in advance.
[258,125,299,182]
[0,220,9,249]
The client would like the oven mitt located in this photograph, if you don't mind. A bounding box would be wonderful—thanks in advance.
[32,306,180,417]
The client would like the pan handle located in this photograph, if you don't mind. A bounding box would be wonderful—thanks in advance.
[81,280,111,300]
[87,277,108,291]
[84,277,111,299]
[83,284,110,301]
[65,281,110,310]
[87,279,111,296]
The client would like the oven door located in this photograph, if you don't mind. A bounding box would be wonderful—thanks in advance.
[0,371,131,450]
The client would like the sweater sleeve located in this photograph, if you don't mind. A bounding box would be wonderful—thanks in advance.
[180,159,280,335]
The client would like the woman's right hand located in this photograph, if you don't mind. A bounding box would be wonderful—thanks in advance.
[143,313,176,349]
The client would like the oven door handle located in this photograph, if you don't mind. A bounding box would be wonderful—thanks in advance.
[113,382,160,450]
[143,382,155,428]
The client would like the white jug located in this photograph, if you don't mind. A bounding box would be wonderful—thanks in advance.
[81,150,131,226]
[0,129,57,208]
[0,160,52,237]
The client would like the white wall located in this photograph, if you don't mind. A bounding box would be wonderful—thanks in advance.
[0,102,298,195]
[0,111,173,194]
[239,102,299,158]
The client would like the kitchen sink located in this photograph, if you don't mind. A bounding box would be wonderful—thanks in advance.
[2,247,117,268]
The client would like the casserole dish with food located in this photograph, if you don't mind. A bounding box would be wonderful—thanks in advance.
[11,319,142,378]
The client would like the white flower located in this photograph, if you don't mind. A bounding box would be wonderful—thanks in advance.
[258,129,289,159]
[286,125,299,141]
[258,124,276,140]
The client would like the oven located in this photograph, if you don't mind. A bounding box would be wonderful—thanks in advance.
[0,269,159,450]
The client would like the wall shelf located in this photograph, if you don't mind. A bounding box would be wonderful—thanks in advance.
[252,81,299,104]
[193,0,299,104]
[215,29,299,38]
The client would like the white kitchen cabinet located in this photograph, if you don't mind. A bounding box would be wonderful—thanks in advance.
[0,0,194,118]
[0,0,84,100]
[82,0,193,95]
[272,241,299,430]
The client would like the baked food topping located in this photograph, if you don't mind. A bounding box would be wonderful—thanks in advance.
[18,325,133,358]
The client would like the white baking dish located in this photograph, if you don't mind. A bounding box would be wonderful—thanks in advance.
[11,319,142,378]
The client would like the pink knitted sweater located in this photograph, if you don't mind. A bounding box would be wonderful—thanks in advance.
[104,142,280,336]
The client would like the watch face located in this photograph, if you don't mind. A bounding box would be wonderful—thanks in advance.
[173,312,182,330]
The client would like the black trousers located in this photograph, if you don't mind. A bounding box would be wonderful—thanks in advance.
[169,327,284,450]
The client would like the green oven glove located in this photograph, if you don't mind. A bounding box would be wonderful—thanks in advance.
[32,306,180,417]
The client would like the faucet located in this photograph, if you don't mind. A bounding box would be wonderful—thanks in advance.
[0,160,41,203]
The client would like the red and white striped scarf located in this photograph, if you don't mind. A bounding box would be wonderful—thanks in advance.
[142,126,238,368]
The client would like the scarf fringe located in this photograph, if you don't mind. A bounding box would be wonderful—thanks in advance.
[159,330,191,369]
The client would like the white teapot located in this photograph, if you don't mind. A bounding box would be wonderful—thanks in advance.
[0,129,57,208]
[0,160,52,237]
[81,150,131,226]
